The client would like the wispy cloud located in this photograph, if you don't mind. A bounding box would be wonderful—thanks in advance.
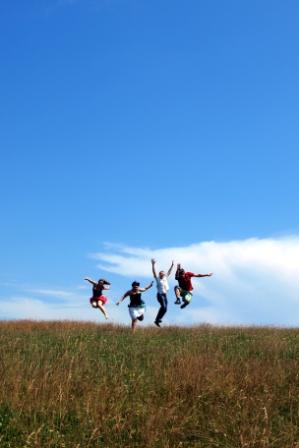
[91,236,299,326]
[0,295,130,324]
[24,288,73,299]
[0,282,131,324]
[0,296,93,321]
[2,237,299,327]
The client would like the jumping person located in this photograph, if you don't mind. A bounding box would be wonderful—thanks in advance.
[174,264,213,309]
[151,258,174,327]
[84,277,110,320]
[116,281,154,332]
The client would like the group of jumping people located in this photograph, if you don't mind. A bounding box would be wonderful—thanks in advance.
[84,260,213,332]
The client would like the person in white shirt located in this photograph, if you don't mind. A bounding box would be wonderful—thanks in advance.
[151,258,174,327]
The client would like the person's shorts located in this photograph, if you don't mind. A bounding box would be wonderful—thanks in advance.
[90,296,108,307]
[129,305,145,320]
[177,288,192,303]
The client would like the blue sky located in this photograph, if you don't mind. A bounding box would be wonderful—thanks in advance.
[1,0,299,325]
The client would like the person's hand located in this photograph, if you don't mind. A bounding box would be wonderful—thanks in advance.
[208,273,213,277]
[151,258,156,264]
[116,301,120,306]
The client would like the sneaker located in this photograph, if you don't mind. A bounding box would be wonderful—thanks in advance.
[174,298,181,305]
[180,302,188,309]
[154,320,161,327]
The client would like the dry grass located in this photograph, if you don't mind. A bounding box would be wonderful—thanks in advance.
[1,321,299,447]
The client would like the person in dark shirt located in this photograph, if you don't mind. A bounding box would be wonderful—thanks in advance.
[84,277,110,319]
[116,280,153,332]
[174,264,213,309]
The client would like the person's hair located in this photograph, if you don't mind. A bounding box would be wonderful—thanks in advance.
[98,278,109,284]
[132,281,140,287]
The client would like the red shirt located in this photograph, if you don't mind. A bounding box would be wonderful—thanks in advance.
[178,272,195,292]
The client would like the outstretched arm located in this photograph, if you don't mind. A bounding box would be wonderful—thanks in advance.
[84,277,97,286]
[151,259,157,279]
[116,290,130,306]
[139,281,154,292]
[145,280,154,290]
[167,260,175,277]
[193,273,213,278]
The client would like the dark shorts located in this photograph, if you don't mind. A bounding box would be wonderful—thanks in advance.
[175,287,192,302]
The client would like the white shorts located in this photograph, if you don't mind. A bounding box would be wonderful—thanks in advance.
[129,306,145,320]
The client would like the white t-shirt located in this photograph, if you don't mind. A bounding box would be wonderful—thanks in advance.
[156,276,169,294]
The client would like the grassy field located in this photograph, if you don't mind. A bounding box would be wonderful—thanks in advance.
[1,321,299,447]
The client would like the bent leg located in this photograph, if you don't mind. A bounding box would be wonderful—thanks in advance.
[98,302,109,319]
[180,301,190,309]
[180,292,192,309]
[90,299,98,308]
[174,286,181,304]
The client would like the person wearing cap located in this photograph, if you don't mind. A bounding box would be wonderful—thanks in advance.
[84,277,110,319]
[116,280,154,332]
[174,264,213,309]
[151,258,174,327]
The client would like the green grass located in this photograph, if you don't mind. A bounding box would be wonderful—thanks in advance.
[1,321,299,447]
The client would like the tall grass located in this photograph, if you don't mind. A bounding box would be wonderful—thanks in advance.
[1,321,299,447]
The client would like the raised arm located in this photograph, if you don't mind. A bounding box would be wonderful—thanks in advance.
[139,281,154,292]
[175,264,181,280]
[84,277,97,286]
[167,260,175,277]
[116,290,130,306]
[151,259,157,279]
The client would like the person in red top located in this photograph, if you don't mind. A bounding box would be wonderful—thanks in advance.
[174,264,213,309]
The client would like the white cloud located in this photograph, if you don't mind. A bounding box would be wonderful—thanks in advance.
[2,237,299,327]
[0,296,88,321]
[25,288,73,298]
[91,237,299,326]
[0,295,131,325]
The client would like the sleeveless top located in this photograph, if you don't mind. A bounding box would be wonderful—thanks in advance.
[129,292,144,308]
[92,285,104,298]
